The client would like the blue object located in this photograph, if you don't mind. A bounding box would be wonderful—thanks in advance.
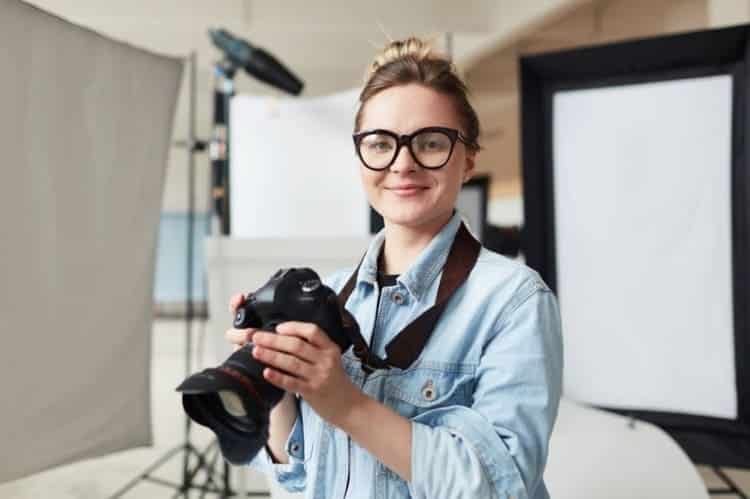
[153,211,210,303]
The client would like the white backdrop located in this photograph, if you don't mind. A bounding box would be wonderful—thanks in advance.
[0,0,182,483]
[229,89,369,238]
[553,75,736,419]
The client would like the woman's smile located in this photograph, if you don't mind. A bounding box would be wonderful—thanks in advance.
[386,184,429,197]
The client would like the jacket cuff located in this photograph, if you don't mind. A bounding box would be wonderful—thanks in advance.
[248,411,307,492]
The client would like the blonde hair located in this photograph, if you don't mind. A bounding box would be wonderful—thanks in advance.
[355,36,480,152]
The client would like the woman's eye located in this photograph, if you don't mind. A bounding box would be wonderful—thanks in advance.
[417,139,447,151]
[367,141,392,152]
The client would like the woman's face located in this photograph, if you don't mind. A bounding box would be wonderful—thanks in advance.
[356,83,475,233]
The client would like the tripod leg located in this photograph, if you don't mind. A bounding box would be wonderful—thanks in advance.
[709,466,748,499]
[199,443,223,498]
[224,461,232,498]
[108,444,185,498]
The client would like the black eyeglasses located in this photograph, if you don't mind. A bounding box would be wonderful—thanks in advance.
[352,126,469,171]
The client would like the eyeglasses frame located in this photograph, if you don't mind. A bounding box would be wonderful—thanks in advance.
[352,126,469,171]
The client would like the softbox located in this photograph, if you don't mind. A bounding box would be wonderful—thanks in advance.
[0,0,182,483]
[520,24,750,467]
[229,89,369,238]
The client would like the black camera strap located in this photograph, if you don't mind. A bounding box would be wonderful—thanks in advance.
[338,222,481,372]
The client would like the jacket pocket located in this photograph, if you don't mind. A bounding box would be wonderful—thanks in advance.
[384,364,475,419]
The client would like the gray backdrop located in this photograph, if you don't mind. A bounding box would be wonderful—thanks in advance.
[0,0,182,483]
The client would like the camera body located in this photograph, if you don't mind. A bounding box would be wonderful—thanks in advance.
[176,267,357,465]
[233,268,352,353]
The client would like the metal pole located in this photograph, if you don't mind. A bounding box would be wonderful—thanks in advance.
[210,62,235,235]
[108,50,269,499]
[181,49,198,497]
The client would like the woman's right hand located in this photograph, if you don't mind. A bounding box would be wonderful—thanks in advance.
[225,293,257,352]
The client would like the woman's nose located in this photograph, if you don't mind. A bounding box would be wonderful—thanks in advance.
[389,144,418,173]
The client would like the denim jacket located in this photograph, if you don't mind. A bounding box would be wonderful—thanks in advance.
[249,212,564,499]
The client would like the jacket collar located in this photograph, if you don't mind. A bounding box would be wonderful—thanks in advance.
[356,211,464,302]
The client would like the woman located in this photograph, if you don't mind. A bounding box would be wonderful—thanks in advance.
[226,37,563,499]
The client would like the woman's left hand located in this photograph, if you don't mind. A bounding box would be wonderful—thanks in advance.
[250,321,364,427]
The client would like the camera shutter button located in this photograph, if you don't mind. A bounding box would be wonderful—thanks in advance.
[301,279,321,293]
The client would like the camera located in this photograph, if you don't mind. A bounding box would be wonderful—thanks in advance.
[176,268,358,464]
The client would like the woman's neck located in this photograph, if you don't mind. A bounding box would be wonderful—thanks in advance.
[380,211,454,275]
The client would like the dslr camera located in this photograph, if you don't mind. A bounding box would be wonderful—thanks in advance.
[176,268,357,464]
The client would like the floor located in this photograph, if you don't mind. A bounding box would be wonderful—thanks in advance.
[0,319,748,499]
[0,319,293,499]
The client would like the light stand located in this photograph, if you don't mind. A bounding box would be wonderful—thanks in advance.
[209,60,234,236]
[108,51,267,498]
[111,28,303,497]
[207,28,303,235]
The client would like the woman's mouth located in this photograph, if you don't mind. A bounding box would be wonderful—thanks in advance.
[387,185,428,197]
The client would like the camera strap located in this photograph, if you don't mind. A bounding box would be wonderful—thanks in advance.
[338,222,481,372]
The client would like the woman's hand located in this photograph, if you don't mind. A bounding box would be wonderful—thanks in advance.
[224,293,257,351]
[251,321,365,427]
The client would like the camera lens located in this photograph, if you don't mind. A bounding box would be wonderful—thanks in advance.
[218,390,248,418]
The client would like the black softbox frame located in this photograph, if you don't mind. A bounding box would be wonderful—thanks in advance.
[520,25,750,468]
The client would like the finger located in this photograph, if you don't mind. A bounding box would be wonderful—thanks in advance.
[229,293,246,314]
[263,367,304,393]
[252,345,313,380]
[252,331,319,363]
[275,321,330,348]
[224,327,256,345]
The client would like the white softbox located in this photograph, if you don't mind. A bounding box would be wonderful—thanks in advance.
[520,25,750,467]
[0,0,182,483]
[229,89,369,238]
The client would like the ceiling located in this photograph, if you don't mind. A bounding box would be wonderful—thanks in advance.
[20,0,583,160]
[23,0,510,97]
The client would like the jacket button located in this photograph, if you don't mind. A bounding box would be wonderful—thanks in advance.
[392,292,405,305]
[421,380,436,401]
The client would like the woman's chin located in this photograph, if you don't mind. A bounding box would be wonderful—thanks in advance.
[380,210,426,228]
[380,207,447,231]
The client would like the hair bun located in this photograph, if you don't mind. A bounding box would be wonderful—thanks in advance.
[355,35,480,152]
[366,37,448,81]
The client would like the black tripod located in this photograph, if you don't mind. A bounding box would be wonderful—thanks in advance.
[107,51,268,499]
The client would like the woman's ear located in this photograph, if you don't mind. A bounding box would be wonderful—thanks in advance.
[463,152,476,183]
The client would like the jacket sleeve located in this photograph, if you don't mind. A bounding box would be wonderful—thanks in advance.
[407,281,564,499]
[246,397,308,492]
